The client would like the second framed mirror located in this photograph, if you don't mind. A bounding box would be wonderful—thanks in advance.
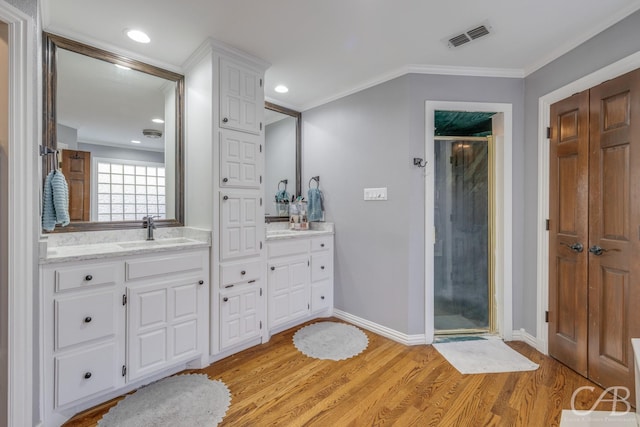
[264,101,301,221]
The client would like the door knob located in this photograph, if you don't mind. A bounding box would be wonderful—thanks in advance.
[589,245,604,256]
[562,242,584,253]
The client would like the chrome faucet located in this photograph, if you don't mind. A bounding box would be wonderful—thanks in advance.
[143,216,158,240]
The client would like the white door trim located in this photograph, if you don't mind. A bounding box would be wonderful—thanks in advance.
[536,50,640,355]
[0,3,37,426]
[425,101,513,343]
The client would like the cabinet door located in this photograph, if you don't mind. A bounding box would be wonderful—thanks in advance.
[220,130,261,188]
[220,191,261,261]
[220,284,262,350]
[127,279,203,381]
[220,58,262,134]
[268,256,309,328]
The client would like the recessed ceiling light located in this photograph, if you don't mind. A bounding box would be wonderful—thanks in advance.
[274,85,289,94]
[126,29,150,44]
[115,64,131,70]
[152,118,165,124]
[131,140,141,144]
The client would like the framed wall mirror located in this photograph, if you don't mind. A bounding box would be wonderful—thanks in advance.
[42,33,184,232]
[264,101,301,221]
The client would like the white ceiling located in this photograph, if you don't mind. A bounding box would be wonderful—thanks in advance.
[43,0,640,111]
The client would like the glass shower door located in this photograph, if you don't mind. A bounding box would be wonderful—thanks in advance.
[433,137,493,333]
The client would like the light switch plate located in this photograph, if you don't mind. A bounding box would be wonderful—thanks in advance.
[364,187,387,201]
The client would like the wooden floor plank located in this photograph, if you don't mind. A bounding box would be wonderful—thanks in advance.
[64,318,609,427]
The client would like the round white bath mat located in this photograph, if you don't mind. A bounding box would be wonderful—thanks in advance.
[293,321,369,361]
[98,374,231,427]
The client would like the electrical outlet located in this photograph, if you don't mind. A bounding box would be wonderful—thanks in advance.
[364,187,387,201]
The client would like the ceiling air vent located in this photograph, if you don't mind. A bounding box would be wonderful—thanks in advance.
[142,129,163,139]
[445,21,492,48]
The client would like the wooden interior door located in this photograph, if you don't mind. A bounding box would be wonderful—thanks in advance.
[587,69,640,397]
[61,149,90,221]
[548,90,590,376]
[549,69,640,400]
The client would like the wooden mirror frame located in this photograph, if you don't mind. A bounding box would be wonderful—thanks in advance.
[42,32,184,232]
[264,101,301,222]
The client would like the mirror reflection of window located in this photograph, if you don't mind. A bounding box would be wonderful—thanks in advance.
[55,47,176,223]
[264,110,297,216]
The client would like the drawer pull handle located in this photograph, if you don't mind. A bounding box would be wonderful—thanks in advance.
[321,243,325,247]
[240,270,246,275]
[270,266,275,271]
[321,296,325,300]
[84,316,92,323]
[223,297,229,302]
[198,280,204,285]
[248,279,256,284]
[320,266,325,270]
[225,284,234,289]
[85,275,93,281]
[84,372,92,379]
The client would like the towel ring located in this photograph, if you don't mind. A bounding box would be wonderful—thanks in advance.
[278,179,288,191]
[309,176,320,189]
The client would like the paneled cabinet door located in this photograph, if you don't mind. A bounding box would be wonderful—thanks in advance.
[220,130,261,188]
[268,256,310,328]
[127,279,202,381]
[220,191,261,261]
[220,284,262,350]
[219,58,262,134]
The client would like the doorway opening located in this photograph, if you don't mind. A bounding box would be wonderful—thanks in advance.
[433,111,496,334]
[424,100,512,344]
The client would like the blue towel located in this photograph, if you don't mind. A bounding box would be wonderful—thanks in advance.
[307,187,324,222]
[42,170,70,231]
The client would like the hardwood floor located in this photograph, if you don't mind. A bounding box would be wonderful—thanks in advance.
[65,318,617,427]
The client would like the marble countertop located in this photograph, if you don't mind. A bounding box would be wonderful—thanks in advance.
[40,227,211,264]
[265,222,334,241]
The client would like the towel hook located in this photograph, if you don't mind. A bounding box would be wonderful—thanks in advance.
[309,176,320,189]
[278,179,288,191]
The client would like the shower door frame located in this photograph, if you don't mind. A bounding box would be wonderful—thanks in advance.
[433,135,496,335]
[424,101,513,344]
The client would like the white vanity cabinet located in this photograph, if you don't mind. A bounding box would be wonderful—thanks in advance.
[124,250,209,381]
[219,57,263,134]
[266,233,334,335]
[184,41,269,359]
[40,247,209,425]
[219,260,264,350]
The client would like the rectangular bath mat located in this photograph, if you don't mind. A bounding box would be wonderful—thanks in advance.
[433,337,539,374]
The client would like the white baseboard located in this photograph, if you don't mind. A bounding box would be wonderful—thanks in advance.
[510,328,541,351]
[333,309,426,346]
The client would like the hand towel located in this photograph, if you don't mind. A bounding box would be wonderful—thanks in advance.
[42,170,70,231]
[307,187,324,222]
[275,189,290,203]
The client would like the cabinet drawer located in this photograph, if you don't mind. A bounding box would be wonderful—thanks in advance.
[311,281,331,313]
[55,342,119,408]
[267,239,309,258]
[220,260,262,288]
[126,252,204,281]
[55,290,118,350]
[311,236,333,252]
[311,253,331,282]
[55,263,120,292]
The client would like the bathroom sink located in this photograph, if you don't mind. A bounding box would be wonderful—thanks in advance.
[117,237,196,249]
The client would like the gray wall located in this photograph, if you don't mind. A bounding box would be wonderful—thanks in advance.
[303,73,524,335]
[78,142,165,164]
[57,123,78,149]
[521,9,640,335]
